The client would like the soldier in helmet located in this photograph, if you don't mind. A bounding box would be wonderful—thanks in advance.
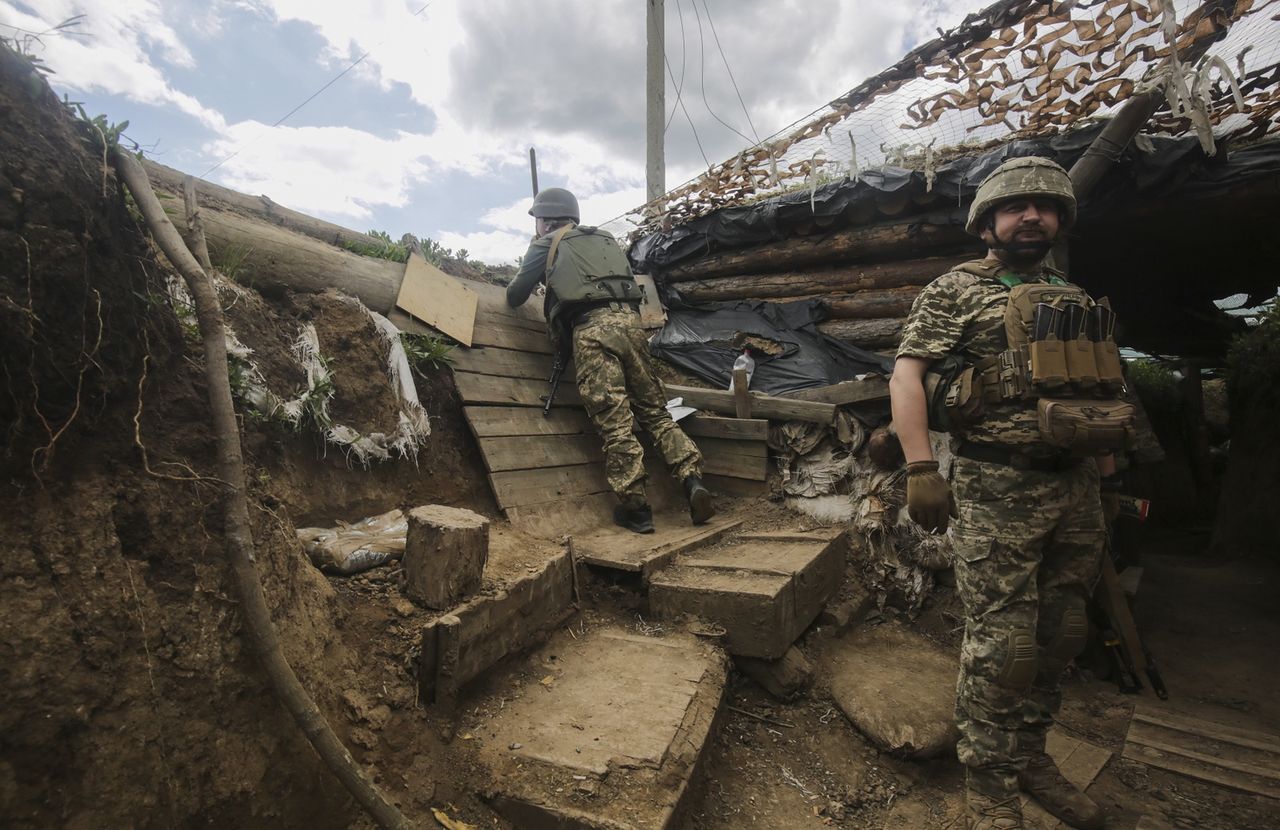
[507,187,713,533]
[889,157,1130,830]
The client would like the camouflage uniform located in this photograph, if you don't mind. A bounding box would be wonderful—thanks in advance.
[897,265,1105,800]
[572,307,702,501]
[507,227,702,505]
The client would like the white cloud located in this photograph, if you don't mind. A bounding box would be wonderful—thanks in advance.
[3,0,226,130]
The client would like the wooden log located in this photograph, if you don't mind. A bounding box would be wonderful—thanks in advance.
[665,384,836,424]
[197,207,406,312]
[817,317,904,349]
[144,158,382,250]
[403,505,490,610]
[735,286,921,319]
[674,255,967,303]
[663,219,977,282]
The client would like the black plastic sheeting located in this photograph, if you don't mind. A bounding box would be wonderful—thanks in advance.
[629,129,1280,273]
[649,299,894,396]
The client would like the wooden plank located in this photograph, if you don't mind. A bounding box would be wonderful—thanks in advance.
[681,414,768,441]
[478,435,604,473]
[489,464,611,509]
[1127,728,1280,783]
[475,306,548,334]
[693,436,767,459]
[634,274,667,329]
[453,371,582,407]
[451,346,559,380]
[732,368,751,418]
[395,253,478,346]
[573,516,745,577]
[703,474,769,498]
[1122,744,1280,800]
[666,384,836,425]
[470,324,553,354]
[505,493,617,538]
[783,377,890,405]
[1132,710,1280,755]
[702,452,768,481]
[464,406,594,438]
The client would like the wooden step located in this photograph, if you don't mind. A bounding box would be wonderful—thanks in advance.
[648,530,845,659]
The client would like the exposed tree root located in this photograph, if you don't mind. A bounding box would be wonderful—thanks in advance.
[113,148,413,830]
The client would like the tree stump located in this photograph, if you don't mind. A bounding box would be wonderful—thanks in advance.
[403,505,489,609]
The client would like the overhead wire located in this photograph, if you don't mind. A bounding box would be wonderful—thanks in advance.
[701,0,761,145]
[689,0,755,147]
[665,0,688,132]
[199,2,433,179]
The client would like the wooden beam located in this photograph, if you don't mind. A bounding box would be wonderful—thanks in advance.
[693,436,766,459]
[451,346,558,380]
[666,384,836,424]
[732,368,751,418]
[782,377,889,405]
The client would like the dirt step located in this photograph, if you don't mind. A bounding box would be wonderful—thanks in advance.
[647,529,846,659]
[470,626,728,829]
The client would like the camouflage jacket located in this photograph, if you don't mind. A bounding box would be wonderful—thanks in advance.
[897,262,1060,449]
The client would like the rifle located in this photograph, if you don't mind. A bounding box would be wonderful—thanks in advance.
[543,348,566,417]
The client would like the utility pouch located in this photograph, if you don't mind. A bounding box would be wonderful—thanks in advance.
[924,355,976,432]
[1028,303,1069,392]
[943,365,985,430]
[1036,398,1136,455]
[1090,301,1125,392]
[1062,302,1099,392]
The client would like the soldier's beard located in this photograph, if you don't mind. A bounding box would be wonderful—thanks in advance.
[991,228,1054,267]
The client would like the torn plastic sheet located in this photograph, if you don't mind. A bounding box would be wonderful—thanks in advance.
[649,298,893,396]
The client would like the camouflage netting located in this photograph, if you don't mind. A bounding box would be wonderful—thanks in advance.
[613,0,1280,237]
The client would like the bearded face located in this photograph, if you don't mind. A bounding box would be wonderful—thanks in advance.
[981,197,1063,268]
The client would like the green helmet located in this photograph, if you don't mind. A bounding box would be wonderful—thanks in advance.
[529,187,580,222]
[965,156,1076,236]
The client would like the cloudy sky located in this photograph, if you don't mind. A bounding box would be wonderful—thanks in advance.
[5,0,975,264]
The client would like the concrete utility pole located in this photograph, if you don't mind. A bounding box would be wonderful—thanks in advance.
[646,0,665,203]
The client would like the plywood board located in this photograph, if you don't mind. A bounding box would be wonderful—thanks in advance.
[489,463,611,509]
[464,406,594,438]
[395,253,478,346]
[478,435,604,473]
[452,371,582,407]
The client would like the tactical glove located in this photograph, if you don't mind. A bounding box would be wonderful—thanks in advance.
[906,460,956,534]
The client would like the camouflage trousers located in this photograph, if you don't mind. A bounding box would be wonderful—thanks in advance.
[572,307,702,504]
[950,455,1104,798]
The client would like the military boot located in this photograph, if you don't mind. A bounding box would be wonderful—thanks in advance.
[966,790,1025,830]
[613,501,655,534]
[682,475,714,525]
[1018,751,1104,829]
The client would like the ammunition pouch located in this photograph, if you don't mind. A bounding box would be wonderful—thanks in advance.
[1036,398,1136,455]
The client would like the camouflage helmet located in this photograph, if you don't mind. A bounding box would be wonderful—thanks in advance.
[965,156,1076,236]
[529,187,580,222]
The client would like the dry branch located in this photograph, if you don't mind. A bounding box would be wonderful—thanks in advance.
[114,149,412,830]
